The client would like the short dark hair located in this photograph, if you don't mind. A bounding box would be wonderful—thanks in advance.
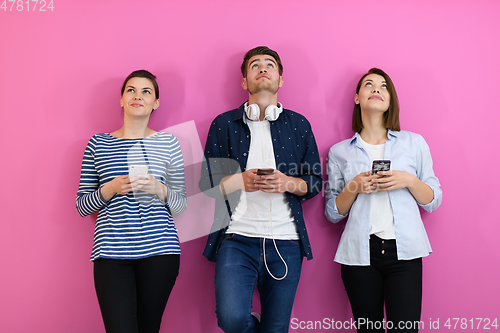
[241,46,283,77]
[352,68,400,132]
[121,70,159,100]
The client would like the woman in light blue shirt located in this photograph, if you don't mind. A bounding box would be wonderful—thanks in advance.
[325,68,442,332]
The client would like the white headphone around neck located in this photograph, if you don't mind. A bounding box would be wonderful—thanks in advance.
[245,102,283,121]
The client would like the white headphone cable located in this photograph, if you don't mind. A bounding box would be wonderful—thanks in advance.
[263,192,288,281]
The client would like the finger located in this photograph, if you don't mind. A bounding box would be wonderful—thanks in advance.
[245,184,259,192]
[246,178,259,186]
[372,176,390,184]
[255,175,268,181]
[246,173,258,181]
[379,180,397,189]
[245,182,259,191]
[261,186,283,193]
[260,177,280,184]
[129,180,144,187]
[271,170,280,177]
[256,177,274,185]
[369,173,383,180]
[378,184,393,191]
[119,176,131,184]
[129,175,141,183]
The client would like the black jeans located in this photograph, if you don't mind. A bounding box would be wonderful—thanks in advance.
[341,235,422,333]
[94,255,180,333]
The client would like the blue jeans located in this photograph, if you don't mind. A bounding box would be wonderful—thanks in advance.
[215,233,303,333]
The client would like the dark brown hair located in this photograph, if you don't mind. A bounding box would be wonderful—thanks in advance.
[121,70,159,100]
[352,68,400,132]
[241,46,283,77]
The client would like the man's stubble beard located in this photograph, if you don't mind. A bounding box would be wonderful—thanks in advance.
[247,80,280,96]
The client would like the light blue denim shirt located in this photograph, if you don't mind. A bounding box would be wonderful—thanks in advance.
[325,130,442,265]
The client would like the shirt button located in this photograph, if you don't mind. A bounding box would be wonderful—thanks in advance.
[243,153,247,156]
[382,240,384,244]
[381,250,385,254]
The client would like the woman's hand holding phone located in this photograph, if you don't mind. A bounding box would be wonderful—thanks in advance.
[346,171,379,194]
[373,170,415,191]
[100,175,133,201]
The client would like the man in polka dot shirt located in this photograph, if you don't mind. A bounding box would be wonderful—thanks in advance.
[200,46,322,333]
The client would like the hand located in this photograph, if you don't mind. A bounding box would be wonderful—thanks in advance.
[346,171,378,194]
[220,169,301,195]
[373,170,416,191]
[130,174,165,198]
[241,169,261,192]
[255,169,291,194]
[100,175,133,201]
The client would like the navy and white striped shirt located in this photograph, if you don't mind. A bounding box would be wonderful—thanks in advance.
[76,132,187,261]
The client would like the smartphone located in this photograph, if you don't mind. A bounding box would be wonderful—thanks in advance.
[371,160,391,175]
[257,168,274,175]
[129,164,149,178]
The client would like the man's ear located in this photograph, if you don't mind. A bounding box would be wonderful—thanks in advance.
[241,77,248,90]
[278,76,284,88]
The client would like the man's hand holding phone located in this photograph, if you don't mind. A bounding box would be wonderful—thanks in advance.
[255,169,291,194]
[220,168,307,196]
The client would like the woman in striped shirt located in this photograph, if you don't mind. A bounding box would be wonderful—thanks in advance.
[76,70,187,333]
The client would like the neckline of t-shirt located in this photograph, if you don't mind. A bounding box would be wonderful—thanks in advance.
[105,132,162,140]
[357,135,385,148]
[247,119,270,126]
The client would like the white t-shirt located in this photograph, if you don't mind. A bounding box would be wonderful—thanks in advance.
[357,135,395,240]
[226,119,299,240]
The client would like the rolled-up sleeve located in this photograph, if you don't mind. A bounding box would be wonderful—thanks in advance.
[325,147,348,223]
[416,135,442,213]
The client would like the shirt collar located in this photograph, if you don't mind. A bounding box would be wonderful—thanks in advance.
[350,129,399,145]
[232,103,247,123]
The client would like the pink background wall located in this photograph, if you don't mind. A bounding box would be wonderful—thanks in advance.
[1,1,499,332]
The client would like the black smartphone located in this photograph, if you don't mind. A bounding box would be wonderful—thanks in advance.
[371,160,391,175]
[257,168,274,175]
